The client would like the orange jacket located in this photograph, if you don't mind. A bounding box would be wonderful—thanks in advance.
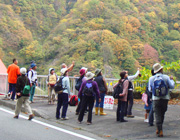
[7,64,21,84]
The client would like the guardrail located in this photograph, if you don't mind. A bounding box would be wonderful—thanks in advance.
[0,74,180,97]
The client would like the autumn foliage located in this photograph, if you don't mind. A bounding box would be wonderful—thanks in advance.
[0,0,180,77]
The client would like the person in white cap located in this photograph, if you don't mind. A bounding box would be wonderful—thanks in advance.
[56,68,70,120]
[148,63,175,137]
[14,67,34,120]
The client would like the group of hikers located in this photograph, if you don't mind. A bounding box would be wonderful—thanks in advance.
[6,58,175,137]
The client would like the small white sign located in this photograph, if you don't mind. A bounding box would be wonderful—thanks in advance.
[104,96,114,110]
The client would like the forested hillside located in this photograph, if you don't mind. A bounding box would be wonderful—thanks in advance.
[0,0,180,77]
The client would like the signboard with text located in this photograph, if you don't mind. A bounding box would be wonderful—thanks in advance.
[104,96,114,110]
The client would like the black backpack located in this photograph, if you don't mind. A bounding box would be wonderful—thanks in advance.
[82,81,94,97]
[26,69,33,78]
[75,76,83,91]
[113,79,127,99]
[54,77,65,94]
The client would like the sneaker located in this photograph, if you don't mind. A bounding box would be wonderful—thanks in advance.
[28,114,34,120]
[77,120,81,124]
[13,115,18,119]
[61,117,69,120]
[144,119,149,123]
[30,101,34,104]
[87,122,92,125]
[75,112,79,115]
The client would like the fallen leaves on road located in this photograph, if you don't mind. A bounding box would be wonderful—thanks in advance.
[104,135,111,137]
[73,127,81,130]
[45,127,49,129]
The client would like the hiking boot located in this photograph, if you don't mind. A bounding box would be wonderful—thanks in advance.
[149,124,154,126]
[120,119,128,122]
[13,115,18,119]
[156,129,159,135]
[158,130,163,137]
[127,115,134,118]
[95,107,99,115]
[100,108,107,116]
[28,114,34,120]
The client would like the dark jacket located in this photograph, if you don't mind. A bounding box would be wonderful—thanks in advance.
[94,75,108,93]
[16,75,30,98]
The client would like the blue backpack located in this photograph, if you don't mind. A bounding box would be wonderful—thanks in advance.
[152,75,168,97]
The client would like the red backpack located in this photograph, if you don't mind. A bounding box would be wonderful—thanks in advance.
[69,95,78,106]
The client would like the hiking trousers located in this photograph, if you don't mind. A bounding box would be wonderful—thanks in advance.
[56,93,68,119]
[153,99,168,131]
[149,101,154,126]
[117,100,126,121]
[29,84,36,102]
[78,95,95,123]
[15,96,33,116]
[48,85,55,103]
[95,92,105,108]
[9,83,16,100]
[125,90,133,116]
[76,96,82,114]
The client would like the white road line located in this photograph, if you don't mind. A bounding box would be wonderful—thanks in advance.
[0,107,96,140]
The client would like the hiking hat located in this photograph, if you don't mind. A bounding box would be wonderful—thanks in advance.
[49,68,55,74]
[31,63,36,68]
[20,67,27,75]
[95,69,102,76]
[86,72,95,80]
[153,63,163,73]
[81,67,88,72]
[79,69,86,76]
[61,68,68,75]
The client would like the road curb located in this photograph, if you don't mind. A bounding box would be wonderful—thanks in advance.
[0,99,44,118]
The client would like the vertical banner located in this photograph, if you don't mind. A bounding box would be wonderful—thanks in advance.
[104,96,114,110]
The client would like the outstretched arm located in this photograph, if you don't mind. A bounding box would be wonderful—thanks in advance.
[67,61,75,72]
[128,69,140,81]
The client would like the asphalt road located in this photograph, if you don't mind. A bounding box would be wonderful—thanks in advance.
[0,107,97,140]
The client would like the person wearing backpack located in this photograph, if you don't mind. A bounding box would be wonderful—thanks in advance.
[14,68,34,120]
[56,68,70,120]
[75,68,87,115]
[94,69,108,116]
[115,71,129,122]
[28,63,38,103]
[148,63,175,137]
[78,72,101,125]
[47,68,58,104]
